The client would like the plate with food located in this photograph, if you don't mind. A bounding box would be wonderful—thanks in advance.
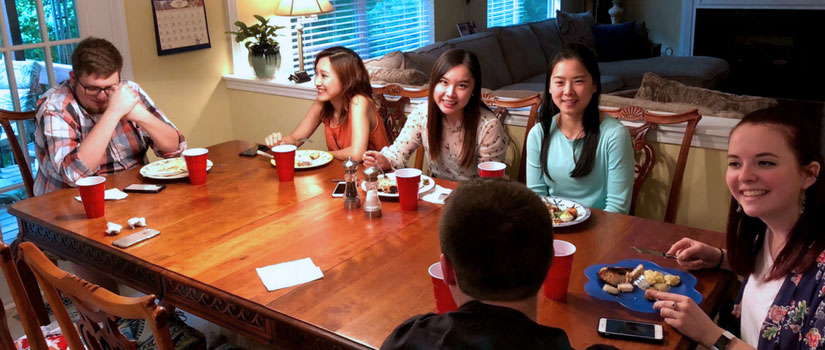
[140,157,214,179]
[543,197,591,227]
[583,259,701,313]
[360,173,435,197]
[269,150,333,169]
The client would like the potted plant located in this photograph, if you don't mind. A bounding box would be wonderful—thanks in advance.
[227,15,285,79]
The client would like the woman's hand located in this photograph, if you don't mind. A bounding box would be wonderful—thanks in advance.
[362,150,390,170]
[265,132,285,148]
[647,289,723,348]
[667,237,723,270]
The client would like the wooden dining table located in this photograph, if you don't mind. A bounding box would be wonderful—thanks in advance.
[10,140,737,350]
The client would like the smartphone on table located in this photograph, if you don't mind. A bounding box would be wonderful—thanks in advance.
[240,144,270,157]
[332,182,346,198]
[597,318,663,343]
[124,184,165,193]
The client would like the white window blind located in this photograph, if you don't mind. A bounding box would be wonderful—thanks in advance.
[290,0,434,74]
[487,0,561,28]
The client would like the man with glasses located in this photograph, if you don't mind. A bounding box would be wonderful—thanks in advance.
[34,37,185,195]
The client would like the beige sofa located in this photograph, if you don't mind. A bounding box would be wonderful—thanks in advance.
[366,13,730,95]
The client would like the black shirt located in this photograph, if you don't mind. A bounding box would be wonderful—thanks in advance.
[380,300,574,349]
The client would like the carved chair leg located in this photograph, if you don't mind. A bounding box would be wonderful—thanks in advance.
[11,242,51,326]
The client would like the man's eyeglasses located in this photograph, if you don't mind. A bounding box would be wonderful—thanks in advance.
[76,79,120,96]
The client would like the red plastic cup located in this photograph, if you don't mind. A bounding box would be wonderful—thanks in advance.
[76,176,106,219]
[272,145,297,181]
[429,262,458,314]
[478,161,506,178]
[183,148,209,185]
[395,168,421,211]
[543,239,577,301]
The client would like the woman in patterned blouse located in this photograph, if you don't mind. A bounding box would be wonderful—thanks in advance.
[265,46,390,161]
[362,49,508,181]
[646,106,825,350]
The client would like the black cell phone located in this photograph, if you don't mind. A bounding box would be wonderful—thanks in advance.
[597,318,663,343]
[332,182,346,197]
[240,144,270,157]
[124,184,166,193]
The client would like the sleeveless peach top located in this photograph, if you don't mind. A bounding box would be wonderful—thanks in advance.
[323,105,391,152]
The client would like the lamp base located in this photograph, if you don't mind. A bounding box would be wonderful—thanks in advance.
[288,71,311,83]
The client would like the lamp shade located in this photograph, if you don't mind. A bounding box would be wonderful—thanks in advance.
[274,0,334,16]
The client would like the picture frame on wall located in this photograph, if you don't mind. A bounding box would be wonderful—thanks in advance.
[456,21,476,37]
[151,0,211,55]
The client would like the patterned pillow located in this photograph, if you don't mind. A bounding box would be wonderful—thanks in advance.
[556,10,596,54]
[635,72,777,116]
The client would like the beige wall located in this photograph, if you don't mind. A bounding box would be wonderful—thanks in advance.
[122,1,234,150]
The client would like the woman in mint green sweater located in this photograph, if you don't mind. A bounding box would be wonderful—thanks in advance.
[525,44,634,213]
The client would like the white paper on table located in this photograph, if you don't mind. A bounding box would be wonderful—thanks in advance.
[421,185,452,205]
[256,257,324,291]
[74,188,129,202]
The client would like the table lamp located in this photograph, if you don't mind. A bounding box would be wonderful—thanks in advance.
[274,0,334,83]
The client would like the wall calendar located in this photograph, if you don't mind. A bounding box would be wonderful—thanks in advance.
[151,0,211,55]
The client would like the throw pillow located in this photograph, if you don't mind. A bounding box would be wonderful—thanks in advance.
[593,21,638,62]
[363,51,406,69]
[367,67,429,87]
[635,72,778,116]
[556,10,596,54]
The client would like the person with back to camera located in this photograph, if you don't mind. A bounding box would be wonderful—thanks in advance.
[380,178,572,349]
[265,46,390,161]
[525,43,634,213]
[646,106,825,350]
[362,49,508,181]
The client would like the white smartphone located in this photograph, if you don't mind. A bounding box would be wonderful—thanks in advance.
[331,182,346,197]
[112,228,160,248]
[597,318,663,343]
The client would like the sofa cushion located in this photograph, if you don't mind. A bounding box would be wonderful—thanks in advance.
[528,19,563,63]
[363,51,406,69]
[593,21,639,62]
[448,32,513,90]
[404,41,452,76]
[366,66,429,87]
[599,56,729,89]
[635,72,777,117]
[491,23,547,83]
[600,75,623,93]
[556,11,596,53]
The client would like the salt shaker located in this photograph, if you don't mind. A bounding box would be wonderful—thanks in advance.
[343,157,360,209]
[363,166,382,218]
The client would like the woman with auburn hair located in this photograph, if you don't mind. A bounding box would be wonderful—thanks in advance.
[362,49,508,181]
[265,46,390,161]
[525,43,634,213]
[647,106,825,350]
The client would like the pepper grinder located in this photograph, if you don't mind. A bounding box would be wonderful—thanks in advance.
[343,157,360,209]
[363,166,382,218]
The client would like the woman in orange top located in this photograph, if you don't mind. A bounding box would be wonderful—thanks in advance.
[265,46,390,161]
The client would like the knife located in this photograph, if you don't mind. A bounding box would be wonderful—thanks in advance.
[631,245,677,259]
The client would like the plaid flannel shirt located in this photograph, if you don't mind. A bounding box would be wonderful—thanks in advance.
[33,80,186,196]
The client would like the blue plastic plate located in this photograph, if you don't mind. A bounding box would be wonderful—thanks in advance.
[583,259,702,313]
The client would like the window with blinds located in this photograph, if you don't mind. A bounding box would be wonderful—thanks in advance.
[289,0,434,74]
[487,0,561,28]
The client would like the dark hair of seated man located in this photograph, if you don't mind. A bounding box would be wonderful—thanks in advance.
[380,178,575,350]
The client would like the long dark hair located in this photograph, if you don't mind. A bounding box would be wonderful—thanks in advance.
[726,105,825,280]
[426,49,485,168]
[537,44,602,180]
[314,46,374,125]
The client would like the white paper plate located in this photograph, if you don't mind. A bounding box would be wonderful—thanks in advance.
[543,197,591,227]
[360,173,435,198]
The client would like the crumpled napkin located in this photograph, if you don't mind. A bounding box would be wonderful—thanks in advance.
[74,188,128,202]
[256,257,324,291]
[421,185,452,205]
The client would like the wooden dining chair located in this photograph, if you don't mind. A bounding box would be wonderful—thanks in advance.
[372,84,429,170]
[481,93,541,183]
[600,106,702,223]
[0,109,37,198]
[1,242,50,350]
[15,241,176,350]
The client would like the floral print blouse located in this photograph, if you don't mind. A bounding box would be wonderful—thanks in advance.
[733,249,825,349]
[380,103,508,181]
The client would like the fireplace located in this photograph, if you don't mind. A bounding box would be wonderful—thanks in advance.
[692,8,824,100]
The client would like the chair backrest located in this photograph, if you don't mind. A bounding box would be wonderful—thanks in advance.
[480,93,541,183]
[372,84,429,170]
[16,242,175,350]
[0,109,36,197]
[600,106,702,223]
[0,242,49,350]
